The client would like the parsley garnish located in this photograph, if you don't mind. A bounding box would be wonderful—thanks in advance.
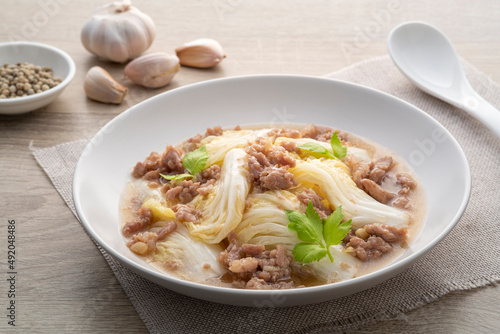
[160,145,209,181]
[297,131,347,159]
[286,202,352,264]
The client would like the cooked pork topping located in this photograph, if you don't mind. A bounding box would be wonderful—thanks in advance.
[393,196,411,209]
[132,151,161,178]
[343,223,407,261]
[258,167,296,190]
[196,164,221,184]
[122,207,153,237]
[297,189,332,219]
[126,220,178,255]
[218,231,243,265]
[156,221,178,240]
[143,169,160,181]
[161,146,184,174]
[267,128,302,139]
[301,124,335,142]
[347,156,371,189]
[368,156,393,184]
[182,126,224,152]
[184,134,203,153]
[205,126,223,136]
[127,231,158,255]
[241,243,266,256]
[219,231,297,289]
[229,257,259,273]
[172,204,201,224]
[364,224,407,243]
[396,173,417,194]
[391,173,418,209]
[279,140,298,153]
[245,141,297,190]
[165,180,200,204]
[360,178,396,204]
[267,146,296,167]
[346,236,393,261]
[132,146,185,182]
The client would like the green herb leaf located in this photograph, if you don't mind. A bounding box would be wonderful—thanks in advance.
[286,201,352,264]
[330,131,347,158]
[297,142,334,159]
[305,201,323,241]
[297,131,347,160]
[292,243,328,264]
[323,205,352,248]
[182,145,209,176]
[286,202,323,244]
[160,173,193,181]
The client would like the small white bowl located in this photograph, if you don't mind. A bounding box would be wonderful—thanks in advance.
[0,41,76,115]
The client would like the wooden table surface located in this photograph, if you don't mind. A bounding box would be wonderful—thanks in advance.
[1,1,499,333]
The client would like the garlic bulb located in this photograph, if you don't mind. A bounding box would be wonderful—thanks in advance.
[81,0,155,63]
[84,66,127,104]
[175,39,226,68]
[124,53,180,88]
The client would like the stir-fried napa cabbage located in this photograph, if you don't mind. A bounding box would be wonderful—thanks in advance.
[188,148,250,243]
[124,125,422,288]
[202,129,270,166]
[308,245,360,282]
[236,190,301,249]
[291,158,410,229]
[154,222,225,281]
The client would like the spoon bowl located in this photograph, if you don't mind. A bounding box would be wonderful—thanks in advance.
[388,21,500,138]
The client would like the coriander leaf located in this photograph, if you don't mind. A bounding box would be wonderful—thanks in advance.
[292,243,328,264]
[330,131,347,158]
[286,202,323,244]
[182,145,209,176]
[297,142,334,159]
[323,205,352,249]
[160,173,193,181]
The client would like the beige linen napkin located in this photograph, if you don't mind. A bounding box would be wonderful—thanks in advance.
[33,55,500,333]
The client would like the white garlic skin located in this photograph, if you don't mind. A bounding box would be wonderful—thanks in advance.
[175,39,226,69]
[84,66,127,104]
[124,53,180,88]
[81,0,156,63]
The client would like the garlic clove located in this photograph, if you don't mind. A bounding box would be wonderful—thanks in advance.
[175,39,226,69]
[84,66,127,104]
[124,52,180,88]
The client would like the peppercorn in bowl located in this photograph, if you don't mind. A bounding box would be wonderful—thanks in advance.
[0,41,75,115]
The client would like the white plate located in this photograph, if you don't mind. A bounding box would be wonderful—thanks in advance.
[0,41,75,115]
[73,75,470,307]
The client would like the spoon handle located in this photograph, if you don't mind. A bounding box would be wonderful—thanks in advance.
[463,94,500,139]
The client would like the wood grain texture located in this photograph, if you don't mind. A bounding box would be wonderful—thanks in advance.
[1,1,499,333]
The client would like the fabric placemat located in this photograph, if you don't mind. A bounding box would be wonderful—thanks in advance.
[33,55,500,333]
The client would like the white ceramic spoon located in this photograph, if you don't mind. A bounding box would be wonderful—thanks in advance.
[388,21,500,139]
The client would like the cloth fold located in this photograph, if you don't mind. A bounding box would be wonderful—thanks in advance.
[33,55,500,334]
